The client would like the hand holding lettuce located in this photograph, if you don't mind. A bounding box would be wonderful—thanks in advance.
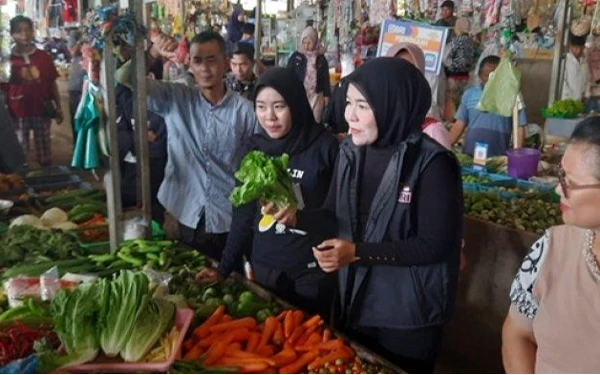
[229,151,297,211]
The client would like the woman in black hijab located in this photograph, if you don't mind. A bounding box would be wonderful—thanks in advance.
[199,68,339,316]
[267,58,463,372]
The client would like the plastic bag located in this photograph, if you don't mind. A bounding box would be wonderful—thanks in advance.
[71,84,101,170]
[477,54,521,117]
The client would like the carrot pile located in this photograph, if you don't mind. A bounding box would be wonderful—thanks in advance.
[182,307,355,373]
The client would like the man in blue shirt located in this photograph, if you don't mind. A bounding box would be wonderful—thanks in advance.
[449,55,527,157]
[118,32,258,261]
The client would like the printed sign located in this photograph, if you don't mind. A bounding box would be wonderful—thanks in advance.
[473,142,489,171]
[377,20,448,75]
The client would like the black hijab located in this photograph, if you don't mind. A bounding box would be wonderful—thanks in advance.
[346,57,431,148]
[251,67,325,156]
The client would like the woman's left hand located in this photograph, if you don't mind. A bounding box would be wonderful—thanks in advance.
[312,239,358,273]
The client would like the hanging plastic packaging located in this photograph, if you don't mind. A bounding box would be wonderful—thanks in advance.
[72,83,102,170]
[477,53,521,117]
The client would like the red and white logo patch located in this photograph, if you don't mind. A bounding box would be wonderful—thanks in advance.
[398,186,412,203]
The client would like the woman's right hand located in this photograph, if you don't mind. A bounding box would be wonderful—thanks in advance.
[195,268,221,284]
[262,202,298,227]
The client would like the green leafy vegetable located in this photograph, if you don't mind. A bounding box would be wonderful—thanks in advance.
[544,99,585,118]
[99,270,150,357]
[36,280,107,372]
[229,151,297,209]
[120,298,175,362]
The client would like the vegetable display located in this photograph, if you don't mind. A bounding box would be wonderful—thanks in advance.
[230,151,297,209]
[0,321,58,366]
[543,99,585,118]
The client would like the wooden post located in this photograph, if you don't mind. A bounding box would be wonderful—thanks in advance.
[131,0,152,236]
[512,101,520,149]
[101,0,123,252]
[255,0,262,62]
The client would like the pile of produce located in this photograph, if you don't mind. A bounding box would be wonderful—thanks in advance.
[68,203,107,224]
[77,214,108,242]
[0,298,52,324]
[37,271,177,372]
[455,153,508,174]
[173,279,280,321]
[0,173,24,193]
[0,225,84,269]
[0,321,59,366]
[464,192,562,233]
[88,240,207,273]
[462,175,491,184]
[10,208,78,231]
[543,99,585,118]
[230,151,297,209]
[40,189,106,210]
[182,308,359,374]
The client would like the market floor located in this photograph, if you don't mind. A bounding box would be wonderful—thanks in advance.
[46,80,479,374]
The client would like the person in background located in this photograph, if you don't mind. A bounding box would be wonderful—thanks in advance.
[116,31,258,261]
[199,68,339,317]
[115,82,167,224]
[226,42,257,100]
[67,30,85,143]
[386,42,452,150]
[44,29,70,62]
[435,0,458,38]
[5,16,63,167]
[561,33,590,102]
[226,4,245,46]
[240,23,255,46]
[449,55,527,157]
[443,17,475,120]
[0,92,25,173]
[288,26,331,123]
[502,117,600,373]
[265,58,462,373]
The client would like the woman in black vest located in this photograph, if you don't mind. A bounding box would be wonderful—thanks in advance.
[199,68,339,317]
[266,58,463,373]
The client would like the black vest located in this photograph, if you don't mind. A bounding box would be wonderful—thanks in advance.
[335,133,462,330]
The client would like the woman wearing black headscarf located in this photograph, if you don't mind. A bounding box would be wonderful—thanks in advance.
[266,58,463,373]
[199,68,339,316]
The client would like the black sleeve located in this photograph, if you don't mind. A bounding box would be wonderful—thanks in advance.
[355,154,463,266]
[317,56,331,97]
[217,200,257,277]
[286,52,298,69]
[296,151,338,239]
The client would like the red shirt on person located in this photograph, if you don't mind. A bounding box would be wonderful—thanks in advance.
[5,48,58,119]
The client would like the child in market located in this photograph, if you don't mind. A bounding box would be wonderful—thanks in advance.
[5,16,63,166]
[562,32,591,102]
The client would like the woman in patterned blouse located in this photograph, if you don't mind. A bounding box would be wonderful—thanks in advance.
[502,117,600,373]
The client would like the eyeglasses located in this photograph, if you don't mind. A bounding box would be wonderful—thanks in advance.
[557,165,600,198]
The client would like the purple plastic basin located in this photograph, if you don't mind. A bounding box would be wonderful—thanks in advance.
[507,148,541,179]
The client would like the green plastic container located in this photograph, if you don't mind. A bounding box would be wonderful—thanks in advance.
[78,220,166,251]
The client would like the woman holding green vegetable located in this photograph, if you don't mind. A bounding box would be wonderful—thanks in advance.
[198,67,339,317]
[265,58,463,373]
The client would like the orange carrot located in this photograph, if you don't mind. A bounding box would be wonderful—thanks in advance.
[216,356,276,367]
[183,338,196,351]
[297,325,318,346]
[256,345,275,358]
[294,332,325,353]
[183,343,205,361]
[284,311,295,338]
[273,322,284,345]
[292,310,305,327]
[275,310,289,321]
[283,341,294,351]
[270,349,298,367]
[322,328,332,343]
[307,348,354,371]
[210,317,257,333]
[261,367,277,374]
[219,315,233,323]
[193,305,226,338]
[229,342,242,351]
[279,350,320,374]
[288,325,306,345]
[319,339,345,351]
[204,328,249,366]
[246,332,261,353]
[259,317,278,348]
[302,314,322,329]
[241,362,270,373]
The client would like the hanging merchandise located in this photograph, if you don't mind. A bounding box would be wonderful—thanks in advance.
[484,0,502,27]
[571,16,592,36]
[72,82,107,170]
[62,0,77,24]
[369,0,396,26]
[477,53,521,116]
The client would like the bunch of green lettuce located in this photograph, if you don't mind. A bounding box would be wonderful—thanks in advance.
[544,99,585,118]
[36,271,175,372]
[229,151,297,209]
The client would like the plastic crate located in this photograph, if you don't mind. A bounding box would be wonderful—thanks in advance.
[78,220,166,251]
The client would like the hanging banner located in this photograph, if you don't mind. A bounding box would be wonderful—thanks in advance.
[376,20,448,75]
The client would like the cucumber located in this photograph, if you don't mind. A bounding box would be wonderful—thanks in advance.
[71,212,96,224]
[45,189,91,203]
